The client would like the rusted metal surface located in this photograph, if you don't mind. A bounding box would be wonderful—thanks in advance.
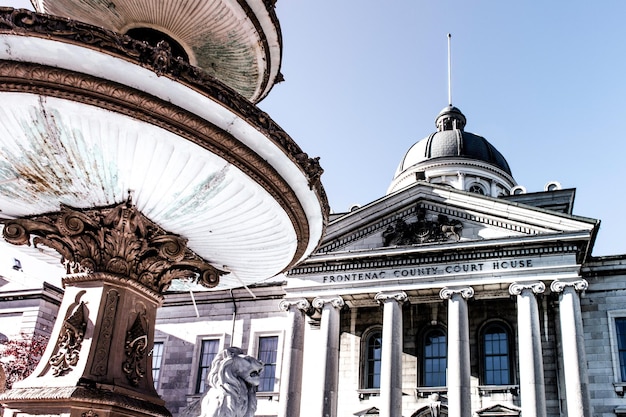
[0,91,300,286]
[29,0,282,102]
[0,9,329,285]
[0,8,325,211]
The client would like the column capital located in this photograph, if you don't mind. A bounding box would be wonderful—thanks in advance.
[2,202,226,293]
[550,279,588,294]
[279,298,311,312]
[375,291,408,304]
[312,295,345,310]
[509,281,546,296]
[439,286,474,300]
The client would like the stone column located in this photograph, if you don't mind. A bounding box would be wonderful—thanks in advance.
[312,296,345,417]
[277,298,311,417]
[550,279,592,417]
[375,291,407,417]
[509,282,547,417]
[439,286,474,417]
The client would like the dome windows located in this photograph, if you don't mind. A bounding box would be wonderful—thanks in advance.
[468,183,486,195]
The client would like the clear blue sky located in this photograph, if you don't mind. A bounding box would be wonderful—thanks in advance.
[259,1,626,257]
[6,1,626,257]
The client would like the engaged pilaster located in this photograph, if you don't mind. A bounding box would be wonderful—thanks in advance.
[312,296,345,417]
[375,291,407,417]
[509,282,547,417]
[277,299,311,417]
[440,286,474,417]
[550,279,592,417]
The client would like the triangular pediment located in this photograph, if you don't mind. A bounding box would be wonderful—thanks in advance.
[475,403,521,416]
[318,182,597,256]
[353,406,379,416]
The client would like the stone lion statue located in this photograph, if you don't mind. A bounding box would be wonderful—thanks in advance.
[199,346,264,417]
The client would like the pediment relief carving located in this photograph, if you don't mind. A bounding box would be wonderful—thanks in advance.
[318,198,550,254]
[383,208,462,246]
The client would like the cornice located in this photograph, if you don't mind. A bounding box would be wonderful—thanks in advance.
[290,238,581,276]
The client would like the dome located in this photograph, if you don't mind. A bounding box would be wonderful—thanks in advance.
[388,106,515,196]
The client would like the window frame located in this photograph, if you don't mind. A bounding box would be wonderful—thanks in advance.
[418,325,448,388]
[190,334,227,395]
[608,310,626,394]
[360,326,383,391]
[249,330,284,395]
[478,320,515,387]
[150,339,166,390]
[468,183,486,195]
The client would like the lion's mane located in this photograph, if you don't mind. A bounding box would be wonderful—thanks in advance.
[199,347,263,417]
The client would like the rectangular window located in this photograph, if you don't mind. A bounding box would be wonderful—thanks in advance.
[483,328,511,385]
[423,330,447,387]
[196,339,220,393]
[617,318,626,381]
[151,341,164,389]
[257,336,279,392]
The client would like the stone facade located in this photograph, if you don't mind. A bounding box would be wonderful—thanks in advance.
[3,247,626,416]
[153,284,288,416]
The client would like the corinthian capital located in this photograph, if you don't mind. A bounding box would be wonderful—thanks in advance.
[508,281,546,296]
[375,291,408,304]
[439,286,474,300]
[550,279,588,294]
[279,298,311,312]
[2,202,226,293]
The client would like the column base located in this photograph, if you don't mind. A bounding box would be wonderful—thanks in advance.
[0,383,171,417]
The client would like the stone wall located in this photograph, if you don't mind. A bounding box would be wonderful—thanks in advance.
[582,268,626,417]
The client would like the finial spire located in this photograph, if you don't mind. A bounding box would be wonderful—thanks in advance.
[447,33,452,106]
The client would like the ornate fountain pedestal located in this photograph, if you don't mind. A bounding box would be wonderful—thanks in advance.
[2,274,169,417]
[0,202,223,417]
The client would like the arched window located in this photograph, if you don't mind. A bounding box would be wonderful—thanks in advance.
[422,327,447,387]
[481,322,513,385]
[362,328,382,389]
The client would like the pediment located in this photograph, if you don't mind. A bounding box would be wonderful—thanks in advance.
[475,403,521,416]
[353,407,379,416]
[318,183,596,255]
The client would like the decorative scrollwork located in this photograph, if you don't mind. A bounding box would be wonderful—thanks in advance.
[508,281,546,296]
[55,210,95,236]
[550,279,588,294]
[312,296,345,310]
[375,291,408,304]
[439,286,474,300]
[1,202,227,292]
[49,302,87,376]
[90,290,119,376]
[122,312,148,386]
[279,298,312,313]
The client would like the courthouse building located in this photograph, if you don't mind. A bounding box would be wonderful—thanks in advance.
[0,2,624,417]
[4,104,626,417]
[148,105,626,417]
